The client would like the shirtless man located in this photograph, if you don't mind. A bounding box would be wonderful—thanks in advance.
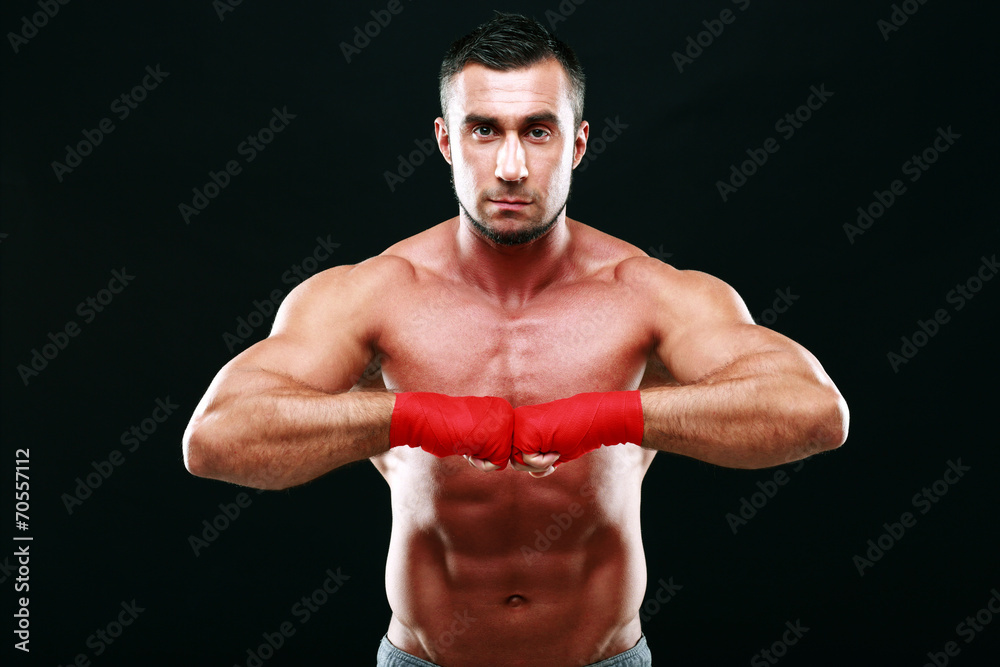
[182,12,849,667]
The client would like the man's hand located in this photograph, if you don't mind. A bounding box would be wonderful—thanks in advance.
[511,391,645,475]
[507,451,561,478]
[390,392,514,469]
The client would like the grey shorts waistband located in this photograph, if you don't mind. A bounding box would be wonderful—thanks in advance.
[376,633,651,666]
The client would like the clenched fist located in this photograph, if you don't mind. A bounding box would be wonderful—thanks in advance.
[389,392,514,469]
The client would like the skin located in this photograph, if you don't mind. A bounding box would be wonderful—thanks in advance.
[183,58,849,666]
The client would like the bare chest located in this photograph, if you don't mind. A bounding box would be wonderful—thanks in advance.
[374,276,652,406]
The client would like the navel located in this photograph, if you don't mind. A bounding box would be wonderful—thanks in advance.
[506,594,526,607]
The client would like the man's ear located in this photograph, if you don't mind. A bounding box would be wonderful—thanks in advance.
[434,117,452,165]
[572,120,589,169]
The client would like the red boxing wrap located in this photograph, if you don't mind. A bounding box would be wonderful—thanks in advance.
[513,390,644,467]
[389,392,514,469]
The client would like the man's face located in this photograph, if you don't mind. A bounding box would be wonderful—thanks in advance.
[435,58,588,246]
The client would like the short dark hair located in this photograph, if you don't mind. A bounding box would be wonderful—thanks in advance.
[438,11,586,130]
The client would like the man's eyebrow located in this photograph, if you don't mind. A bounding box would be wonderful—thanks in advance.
[526,112,562,129]
[461,112,563,130]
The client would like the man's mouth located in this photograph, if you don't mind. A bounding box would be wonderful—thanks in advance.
[489,199,531,210]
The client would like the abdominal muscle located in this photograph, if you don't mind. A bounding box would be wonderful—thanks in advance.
[373,442,653,667]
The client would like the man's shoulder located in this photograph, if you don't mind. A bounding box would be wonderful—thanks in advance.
[566,218,648,276]
[567,220,674,286]
[603,238,739,310]
[614,257,749,328]
[298,220,455,296]
[284,252,416,309]
[376,219,454,272]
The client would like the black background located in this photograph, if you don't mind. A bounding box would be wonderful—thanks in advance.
[2,1,998,665]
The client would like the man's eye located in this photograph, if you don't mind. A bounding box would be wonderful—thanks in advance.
[530,129,549,138]
[474,126,493,136]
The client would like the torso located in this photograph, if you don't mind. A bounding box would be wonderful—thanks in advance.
[366,217,665,666]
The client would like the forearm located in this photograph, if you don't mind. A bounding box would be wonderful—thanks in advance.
[639,351,848,468]
[183,372,395,490]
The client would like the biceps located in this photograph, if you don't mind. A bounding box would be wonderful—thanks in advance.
[660,322,827,387]
[658,323,789,384]
[230,331,376,394]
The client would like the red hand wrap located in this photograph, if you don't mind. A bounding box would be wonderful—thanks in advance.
[389,392,513,469]
[512,390,644,467]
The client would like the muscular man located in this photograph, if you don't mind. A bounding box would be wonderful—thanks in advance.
[183,13,848,667]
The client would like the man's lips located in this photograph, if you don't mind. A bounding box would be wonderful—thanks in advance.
[489,199,531,209]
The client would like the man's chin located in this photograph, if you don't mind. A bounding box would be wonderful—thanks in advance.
[472,217,554,247]
[466,206,559,247]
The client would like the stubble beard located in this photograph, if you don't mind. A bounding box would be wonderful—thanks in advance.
[451,170,574,247]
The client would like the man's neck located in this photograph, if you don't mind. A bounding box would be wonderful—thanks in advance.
[452,213,574,308]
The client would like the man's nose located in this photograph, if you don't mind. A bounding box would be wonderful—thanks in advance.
[495,134,528,181]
